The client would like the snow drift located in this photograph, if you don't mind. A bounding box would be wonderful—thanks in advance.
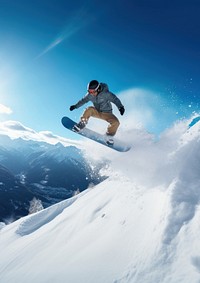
[0,116,200,283]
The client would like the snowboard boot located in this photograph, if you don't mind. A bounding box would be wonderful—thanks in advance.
[73,119,87,132]
[105,133,114,146]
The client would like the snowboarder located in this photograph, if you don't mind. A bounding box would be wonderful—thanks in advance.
[69,80,125,145]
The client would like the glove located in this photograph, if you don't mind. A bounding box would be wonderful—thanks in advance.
[70,105,76,111]
[119,106,125,116]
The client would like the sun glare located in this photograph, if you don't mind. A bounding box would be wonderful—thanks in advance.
[0,103,12,114]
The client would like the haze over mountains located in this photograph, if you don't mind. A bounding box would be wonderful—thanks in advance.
[0,133,105,223]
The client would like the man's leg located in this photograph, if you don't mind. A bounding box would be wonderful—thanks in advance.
[100,113,120,136]
[81,106,101,121]
[73,107,99,132]
[81,107,120,136]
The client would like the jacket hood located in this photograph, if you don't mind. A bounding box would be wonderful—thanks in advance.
[100,83,109,92]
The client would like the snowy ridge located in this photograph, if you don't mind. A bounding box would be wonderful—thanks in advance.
[15,190,88,236]
[0,177,168,283]
[0,116,200,283]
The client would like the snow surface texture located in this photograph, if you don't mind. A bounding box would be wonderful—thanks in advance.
[0,116,200,283]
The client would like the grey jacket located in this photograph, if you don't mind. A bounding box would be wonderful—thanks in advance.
[74,83,124,113]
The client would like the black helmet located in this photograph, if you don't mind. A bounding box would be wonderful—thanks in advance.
[87,80,100,91]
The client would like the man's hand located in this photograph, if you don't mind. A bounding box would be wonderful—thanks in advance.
[70,105,76,111]
[119,106,125,115]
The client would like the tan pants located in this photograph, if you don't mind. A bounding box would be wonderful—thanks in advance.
[81,106,120,136]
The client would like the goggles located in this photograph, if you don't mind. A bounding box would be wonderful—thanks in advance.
[88,89,98,94]
[88,83,100,94]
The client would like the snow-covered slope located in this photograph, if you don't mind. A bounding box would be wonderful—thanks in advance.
[0,116,200,283]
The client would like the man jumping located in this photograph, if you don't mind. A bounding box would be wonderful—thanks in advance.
[70,80,125,145]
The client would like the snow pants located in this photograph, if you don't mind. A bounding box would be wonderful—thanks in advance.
[81,106,120,136]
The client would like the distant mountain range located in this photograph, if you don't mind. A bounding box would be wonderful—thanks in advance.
[0,135,106,223]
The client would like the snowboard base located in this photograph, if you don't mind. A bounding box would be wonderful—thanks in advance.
[61,117,131,152]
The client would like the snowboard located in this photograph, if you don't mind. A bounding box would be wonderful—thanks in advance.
[188,116,200,129]
[61,117,131,152]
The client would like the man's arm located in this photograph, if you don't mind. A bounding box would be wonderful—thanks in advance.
[70,94,90,111]
[107,92,125,115]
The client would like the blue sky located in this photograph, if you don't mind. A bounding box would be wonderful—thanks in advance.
[0,0,200,139]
